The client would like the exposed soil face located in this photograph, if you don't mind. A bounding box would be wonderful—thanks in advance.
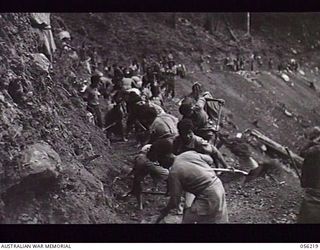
[0,13,320,224]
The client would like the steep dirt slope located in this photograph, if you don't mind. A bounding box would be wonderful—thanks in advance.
[0,13,123,223]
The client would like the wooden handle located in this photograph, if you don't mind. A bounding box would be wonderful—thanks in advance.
[212,168,248,175]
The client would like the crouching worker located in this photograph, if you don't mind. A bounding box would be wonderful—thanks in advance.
[298,126,320,223]
[139,106,178,144]
[173,119,232,170]
[129,144,169,210]
[84,75,103,128]
[151,138,229,224]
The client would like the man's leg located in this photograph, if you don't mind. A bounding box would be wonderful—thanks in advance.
[171,80,175,98]
[94,105,104,128]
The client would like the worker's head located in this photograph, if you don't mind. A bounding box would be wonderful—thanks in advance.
[192,82,202,93]
[141,106,158,126]
[304,126,320,142]
[179,100,193,118]
[148,138,175,168]
[177,119,195,144]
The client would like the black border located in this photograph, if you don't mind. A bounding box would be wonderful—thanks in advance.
[0,225,319,242]
[1,0,320,244]
[0,0,320,12]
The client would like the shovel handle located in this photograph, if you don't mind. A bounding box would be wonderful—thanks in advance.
[212,168,248,175]
[285,147,301,180]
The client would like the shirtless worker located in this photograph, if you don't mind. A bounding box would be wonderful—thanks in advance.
[83,75,103,128]
[150,138,229,224]
[173,119,232,170]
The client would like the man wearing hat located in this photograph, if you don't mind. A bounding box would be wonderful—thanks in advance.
[164,60,177,99]
[150,138,229,224]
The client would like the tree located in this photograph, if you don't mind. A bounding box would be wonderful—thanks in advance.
[246,12,251,36]
[169,13,177,29]
[204,13,213,35]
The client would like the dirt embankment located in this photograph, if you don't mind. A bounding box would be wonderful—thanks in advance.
[0,13,122,224]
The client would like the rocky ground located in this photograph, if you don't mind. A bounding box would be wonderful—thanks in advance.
[0,13,320,224]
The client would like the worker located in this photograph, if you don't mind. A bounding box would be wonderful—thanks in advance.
[298,126,320,223]
[150,138,229,224]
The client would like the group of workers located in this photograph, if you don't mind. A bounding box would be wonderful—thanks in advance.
[224,53,299,73]
[76,49,318,224]
[54,26,316,224]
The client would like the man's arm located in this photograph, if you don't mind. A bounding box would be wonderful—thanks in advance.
[196,137,231,169]
[195,97,207,109]
[210,144,231,169]
[156,172,182,223]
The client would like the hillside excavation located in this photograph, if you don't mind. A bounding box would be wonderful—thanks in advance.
[0,12,320,225]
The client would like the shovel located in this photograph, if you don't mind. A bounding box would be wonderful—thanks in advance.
[285,147,301,180]
[212,168,248,175]
[213,102,224,146]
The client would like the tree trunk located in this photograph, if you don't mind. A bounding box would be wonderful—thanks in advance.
[204,13,213,35]
[246,12,251,35]
[171,13,177,29]
[249,129,304,167]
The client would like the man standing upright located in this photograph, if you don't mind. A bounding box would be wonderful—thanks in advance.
[298,126,320,223]
[84,75,103,128]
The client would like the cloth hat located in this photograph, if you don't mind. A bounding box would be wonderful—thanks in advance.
[140,144,152,154]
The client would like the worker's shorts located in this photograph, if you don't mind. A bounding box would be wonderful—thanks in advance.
[182,178,228,224]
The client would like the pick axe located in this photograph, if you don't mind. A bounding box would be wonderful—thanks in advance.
[213,102,224,146]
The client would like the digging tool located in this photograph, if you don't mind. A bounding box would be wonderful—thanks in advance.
[213,102,224,146]
[213,168,248,175]
[103,122,117,132]
[142,191,167,195]
[285,147,301,180]
[81,154,101,165]
[135,120,148,131]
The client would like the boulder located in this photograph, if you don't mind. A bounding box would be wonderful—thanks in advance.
[30,53,50,75]
[5,142,62,191]
[19,142,61,177]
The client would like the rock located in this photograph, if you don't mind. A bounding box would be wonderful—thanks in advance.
[58,31,71,41]
[284,109,293,117]
[281,73,290,82]
[30,53,50,75]
[290,48,297,54]
[5,142,62,191]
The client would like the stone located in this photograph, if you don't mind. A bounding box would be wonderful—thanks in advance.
[281,73,290,82]
[4,142,62,192]
[30,53,50,75]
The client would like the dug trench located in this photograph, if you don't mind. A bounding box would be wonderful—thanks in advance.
[0,13,320,224]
